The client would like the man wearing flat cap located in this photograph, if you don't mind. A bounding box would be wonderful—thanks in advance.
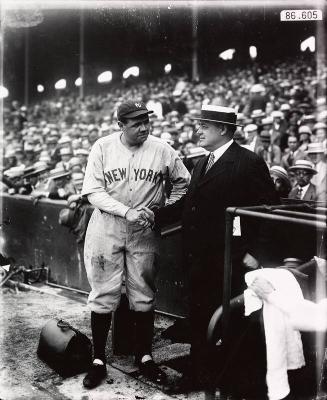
[81,100,190,389]
[151,104,278,390]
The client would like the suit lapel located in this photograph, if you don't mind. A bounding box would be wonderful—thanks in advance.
[197,142,237,188]
[303,183,315,201]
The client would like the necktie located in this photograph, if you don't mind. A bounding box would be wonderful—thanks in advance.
[296,187,303,200]
[288,152,294,166]
[205,152,215,174]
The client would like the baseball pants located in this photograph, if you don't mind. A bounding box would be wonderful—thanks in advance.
[84,208,159,313]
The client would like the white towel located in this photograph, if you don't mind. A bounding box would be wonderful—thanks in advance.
[244,268,306,400]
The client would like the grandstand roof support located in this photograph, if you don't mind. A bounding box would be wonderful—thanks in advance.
[24,28,29,107]
[79,6,85,99]
[316,19,326,98]
[191,4,199,82]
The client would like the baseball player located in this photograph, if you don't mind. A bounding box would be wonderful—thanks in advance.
[81,100,190,389]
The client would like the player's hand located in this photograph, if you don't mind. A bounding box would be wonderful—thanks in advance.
[249,277,275,301]
[136,207,154,229]
[126,208,147,224]
[139,207,154,225]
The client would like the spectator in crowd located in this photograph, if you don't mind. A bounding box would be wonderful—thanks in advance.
[269,166,291,200]
[2,55,325,209]
[271,110,288,150]
[281,135,306,171]
[88,126,100,146]
[250,109,265,131]
[245,84,267,115]
[56,147,73,170]
[47,168,74,200]
[312,122,327,146]
[298,125,312,153]
[75,149,89,172]
[288,160,320,202]
[306,142,327,203]
[244,124,262,153]
[257,130,281,168]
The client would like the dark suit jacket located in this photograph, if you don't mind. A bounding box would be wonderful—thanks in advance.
[156,141,279,305]
[288,183,317,201]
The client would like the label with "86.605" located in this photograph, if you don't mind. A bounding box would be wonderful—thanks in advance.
[280,10,323,21]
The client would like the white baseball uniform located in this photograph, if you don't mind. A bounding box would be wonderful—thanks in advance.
[82,132,190,313]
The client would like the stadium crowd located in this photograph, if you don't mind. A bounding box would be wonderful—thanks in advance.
[1,56,327,205]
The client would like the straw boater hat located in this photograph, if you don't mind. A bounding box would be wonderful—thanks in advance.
[191,105,242,126]
[48,167,71,180]
[289,160,317,175]
[269,166,289,183]
[306,142,325,154]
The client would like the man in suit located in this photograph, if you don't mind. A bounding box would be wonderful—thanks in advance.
[288,160,319,201]
[306,142,327,204]
[281,135,306,171]
[146,105,278,391]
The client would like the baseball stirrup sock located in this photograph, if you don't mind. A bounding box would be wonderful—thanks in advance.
[91,311,112,363]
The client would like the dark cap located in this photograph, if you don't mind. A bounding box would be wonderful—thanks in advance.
[117,100,153,121]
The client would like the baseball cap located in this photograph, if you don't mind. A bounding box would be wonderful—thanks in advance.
[117,100,153,120]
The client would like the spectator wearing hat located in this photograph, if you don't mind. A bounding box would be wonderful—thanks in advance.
[75,148,89,172]
[312,122,327,147]
[13,145,26,168]
[2,166,25,194]
[280,103,291,121]
[281,135,306,171]
[153,104,278,391]
[302,114,316,132]
[245,84,267,116]
[56,147,73,170]
[244,124,262,153]
[298,125,312,153]
[47,168,74,200]
[88,127,99,146]
[23,145,35,168]
[250,109,265,129]
[288,160,320,202]
[25,162,50,197]
[46,136,61,168]
[306,143,327,203]
[68,157,83,173]
[271,110,288,151]
[256,130,281,168]
[288,109,303,128]
[4,149,17,171]
[269,166,291,199]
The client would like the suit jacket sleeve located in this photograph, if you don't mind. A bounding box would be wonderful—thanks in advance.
[154,194,185,229]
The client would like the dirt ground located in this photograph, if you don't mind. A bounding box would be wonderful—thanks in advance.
[0,283,209,400]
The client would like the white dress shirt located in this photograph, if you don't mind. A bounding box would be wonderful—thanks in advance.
[211,139,234,164]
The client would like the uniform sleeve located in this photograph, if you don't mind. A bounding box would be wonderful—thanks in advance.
[81,141,130,218]
[165,148,191,205]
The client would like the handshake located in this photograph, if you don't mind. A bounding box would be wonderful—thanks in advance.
[125,206,155,229]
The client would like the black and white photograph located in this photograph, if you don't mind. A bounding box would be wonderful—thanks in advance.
[0,0,326,399]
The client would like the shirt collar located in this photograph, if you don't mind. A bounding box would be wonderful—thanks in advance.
[212,139,234,163]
